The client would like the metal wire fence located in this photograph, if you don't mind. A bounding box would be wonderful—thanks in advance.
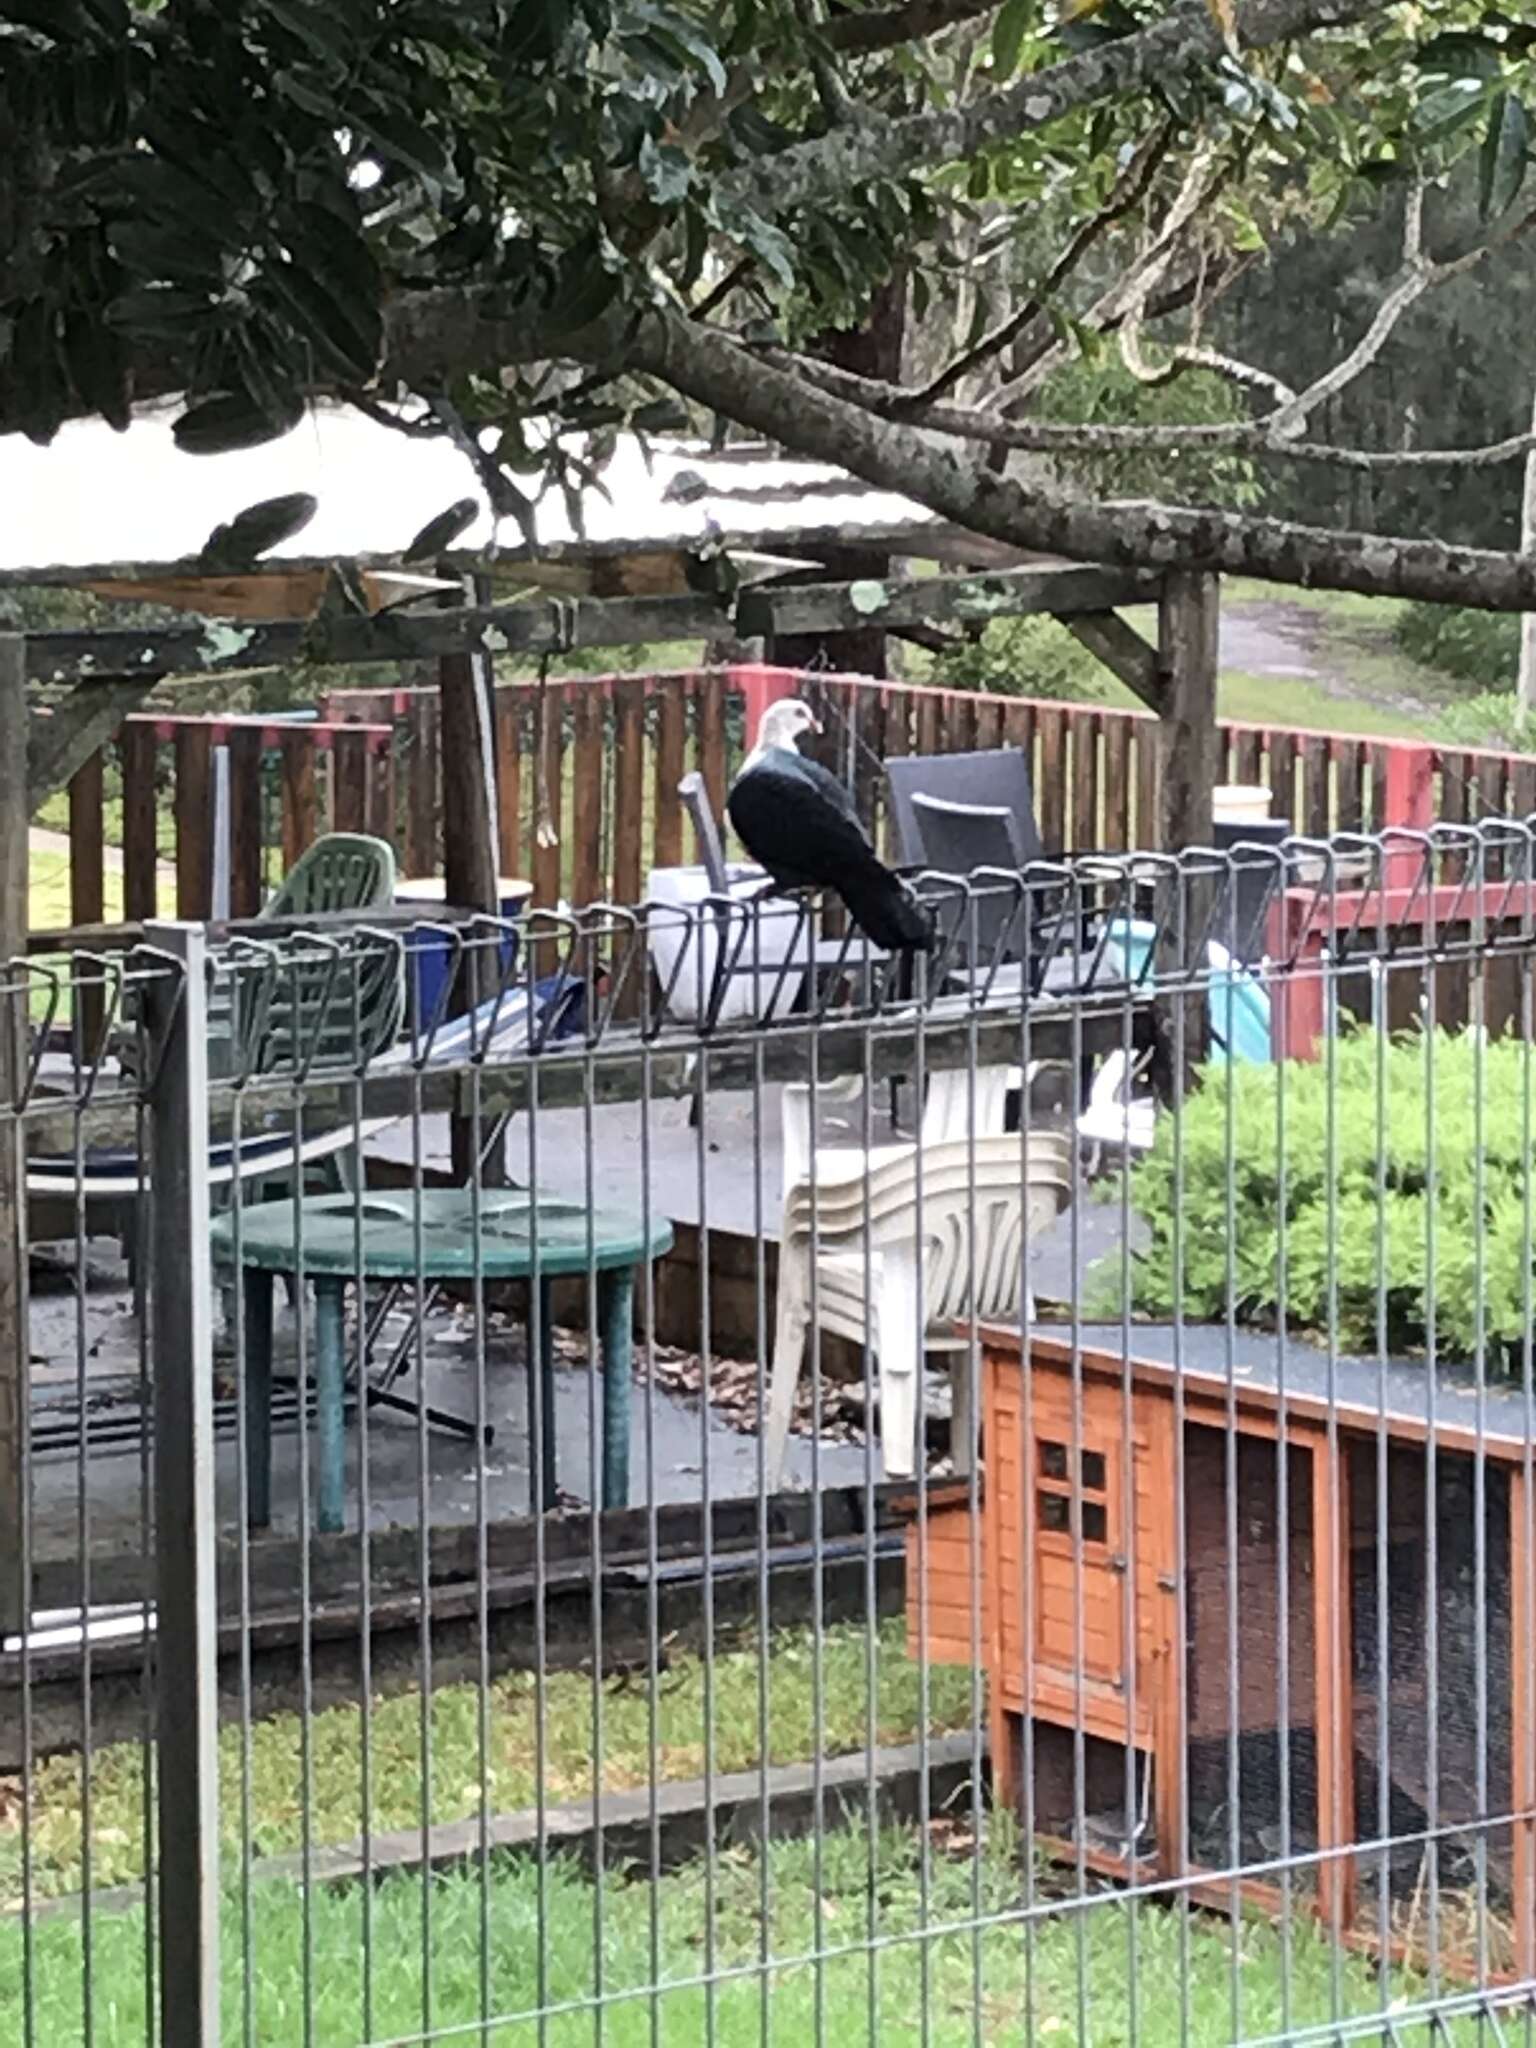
[7,825,1536,2046]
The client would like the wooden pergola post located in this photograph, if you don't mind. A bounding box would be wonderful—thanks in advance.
[0,635,27,1637]
[1151,571,1221,1081]
[1155,569,1221,854]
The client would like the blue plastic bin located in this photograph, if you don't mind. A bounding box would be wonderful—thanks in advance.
[396,877,533,1034]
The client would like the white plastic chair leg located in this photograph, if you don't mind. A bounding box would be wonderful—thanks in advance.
[876,1255,922,1481]
[948,1352,976,1475]
[764,1258,811,1489]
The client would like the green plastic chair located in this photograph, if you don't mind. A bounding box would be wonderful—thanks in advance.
[220,834,406,1218]
[261,832,398,923]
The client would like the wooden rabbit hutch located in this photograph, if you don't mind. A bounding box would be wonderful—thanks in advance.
[906,1321,1536,1972]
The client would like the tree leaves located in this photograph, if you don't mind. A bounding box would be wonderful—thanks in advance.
[991,0,1034,81]
[1479,91,1530,220]
[173,388,304,456]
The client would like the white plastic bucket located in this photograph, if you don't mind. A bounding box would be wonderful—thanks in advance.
[1212,784,1273,825]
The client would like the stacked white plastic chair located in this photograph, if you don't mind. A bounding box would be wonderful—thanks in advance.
[766,1069,1072,1484]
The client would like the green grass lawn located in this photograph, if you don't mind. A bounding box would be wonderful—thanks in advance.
[1215,671,1437,741]
[1,1621,976,1906]
[27,843,125,933]
[2,1819,1481,2047]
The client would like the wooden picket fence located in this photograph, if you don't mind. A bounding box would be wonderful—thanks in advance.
[45,665,1536,936]
[322,665,1536,906]
[44,712,393,932]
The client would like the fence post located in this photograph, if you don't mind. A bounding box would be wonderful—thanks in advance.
[0,635,26,1641]
[146,920,220,2048]
[1379,740,1436,891]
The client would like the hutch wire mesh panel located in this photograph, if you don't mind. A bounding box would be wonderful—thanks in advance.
[10,827,1536,2046]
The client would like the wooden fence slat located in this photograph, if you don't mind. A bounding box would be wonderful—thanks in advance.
[974,696,1007,750]
[120,722,159,922]
[1037,708,1067,854]
[1071,710,1099,857]
[1300,735,1331,841]
[173,722,213,920]
[652,680,687,870]
[1134,719,1159,851]
[495,690,524,882]
[67,749,108,1045]
[1267,730,1298,832]
[865,685,890,850]
[611,679,646,906]
[570,687,605,908]
[1510,759,1536,818]
[698,672,728,826]
[68,749,105,932]
[333,727,369,835]
[1232,727,1263,787]
[1477,751,1505,832]
[1001,697,1035,765]
[1102,712,1131,853]
[226,726,265,917]
[367,740,397,850]
[916,692,942,758]
[1334,738,1365,835]
[405,693,440,878]
[280,730,318,874]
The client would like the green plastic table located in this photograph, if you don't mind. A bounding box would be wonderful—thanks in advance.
[210,1190,674,1534]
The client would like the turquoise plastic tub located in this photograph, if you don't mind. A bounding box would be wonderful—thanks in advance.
[1098,915,1271,1065]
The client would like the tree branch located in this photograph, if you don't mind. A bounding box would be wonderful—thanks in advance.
[718,0,1389,216]
[909,122,1174,408]
[624,300,1536,608]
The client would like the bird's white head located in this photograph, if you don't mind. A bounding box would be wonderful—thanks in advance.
[753,699,821,754]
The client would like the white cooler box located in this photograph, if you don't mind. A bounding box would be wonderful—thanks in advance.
[646,864,827,1023]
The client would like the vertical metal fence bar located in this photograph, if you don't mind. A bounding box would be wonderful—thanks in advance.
[5,818,1523,2048]
[147,920,220,2048]
[0,632,27,1651]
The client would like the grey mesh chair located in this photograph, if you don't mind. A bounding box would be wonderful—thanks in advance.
[885,749,1044,867]
[909,793,1030,969]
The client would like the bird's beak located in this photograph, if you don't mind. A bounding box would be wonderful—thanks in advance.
[806,716,822,735]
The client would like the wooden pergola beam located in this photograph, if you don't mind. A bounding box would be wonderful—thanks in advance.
[737,562,1158,641]
[28,679,158,811]
[22,562,1166,686]
[1058,611,1161,710]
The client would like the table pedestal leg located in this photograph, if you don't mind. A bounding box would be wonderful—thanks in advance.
[313,1279,348,1535]
[528,1278,557,1515]
[598,1268,633,1511]
[242,1270,275,1532]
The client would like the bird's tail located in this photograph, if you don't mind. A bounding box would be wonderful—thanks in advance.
[841,869,935,954]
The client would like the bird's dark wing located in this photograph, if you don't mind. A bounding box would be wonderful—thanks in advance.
[727,754,877,888]
[786,752,866,833]
[728,754,933,953]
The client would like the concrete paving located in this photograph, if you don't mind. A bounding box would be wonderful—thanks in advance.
[25,1081,1124,1572]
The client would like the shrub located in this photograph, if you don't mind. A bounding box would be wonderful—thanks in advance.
[926,613,1124,703]
[1434,689,1536,754]
[1394,602,1520,689]
[1116,1028,1536,1370]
